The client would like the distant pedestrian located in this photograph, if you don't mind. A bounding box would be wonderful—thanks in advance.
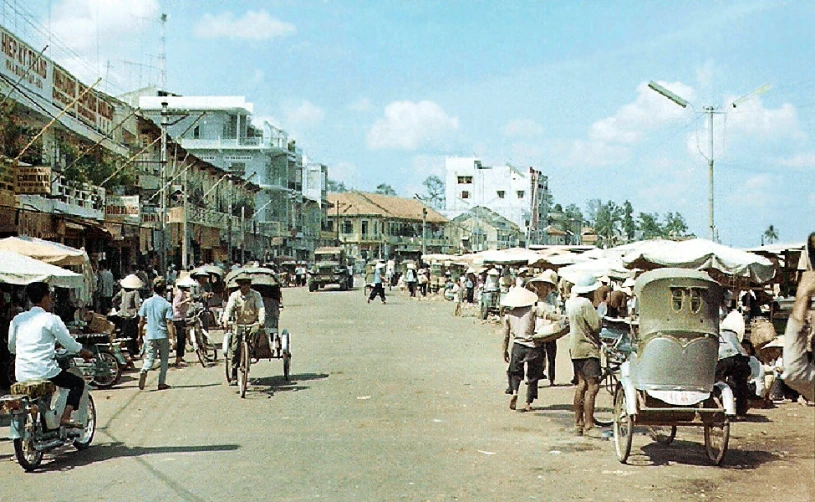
[138,277,175,391]
[368,262,387,304]
[97,262,115,313]
[172,278,194,367]
[404,263,418,297]
[115,274,143,358]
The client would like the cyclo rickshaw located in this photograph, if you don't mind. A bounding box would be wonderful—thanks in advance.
[222,267,291,398]
[611,268,736,465]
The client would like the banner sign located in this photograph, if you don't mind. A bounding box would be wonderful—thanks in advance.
[16,166,51,195]
[105,195,140,224]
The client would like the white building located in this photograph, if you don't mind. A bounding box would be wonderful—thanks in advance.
[442,157,549,245]
[137,94,324,258]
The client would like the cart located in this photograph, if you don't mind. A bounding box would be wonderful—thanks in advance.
[612,268,736,465]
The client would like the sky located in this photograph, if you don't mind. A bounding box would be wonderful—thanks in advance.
[5,0,815,248]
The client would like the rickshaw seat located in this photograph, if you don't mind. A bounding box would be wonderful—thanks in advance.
[10,380,56,399]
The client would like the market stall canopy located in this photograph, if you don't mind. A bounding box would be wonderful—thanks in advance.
[225,267,280,288]
[0,250,83,289]
[0,236,94,303]
[558,256,634,284]
[622,238,776,284]
[481,248,543,265]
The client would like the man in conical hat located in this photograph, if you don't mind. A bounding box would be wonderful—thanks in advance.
[501,287,545,412]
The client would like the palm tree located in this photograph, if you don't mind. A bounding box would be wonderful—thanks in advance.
[762,225,779,245]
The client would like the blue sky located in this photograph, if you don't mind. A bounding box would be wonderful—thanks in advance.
[9,0,815,247]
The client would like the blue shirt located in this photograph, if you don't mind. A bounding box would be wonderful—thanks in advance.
[138,294,173,340]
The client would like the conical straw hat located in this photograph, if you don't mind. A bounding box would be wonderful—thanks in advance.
[500,287,538,308]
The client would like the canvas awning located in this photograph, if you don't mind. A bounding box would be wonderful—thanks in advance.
[0,236,94,301]
[0,250,83,289]
[622,238,776,284]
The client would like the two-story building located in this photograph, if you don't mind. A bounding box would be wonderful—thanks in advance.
[451,206,526,252]
[327,192,453,261]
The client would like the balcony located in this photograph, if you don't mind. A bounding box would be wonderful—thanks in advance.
[179,136,288,152]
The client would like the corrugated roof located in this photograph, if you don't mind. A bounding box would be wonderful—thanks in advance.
[327,192,448,223]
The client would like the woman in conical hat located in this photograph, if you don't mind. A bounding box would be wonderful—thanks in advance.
[501,286,545,412]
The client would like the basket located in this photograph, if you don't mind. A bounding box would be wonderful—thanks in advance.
[533,318,569,344]
[10,380,56,399]
[748,318,777,349]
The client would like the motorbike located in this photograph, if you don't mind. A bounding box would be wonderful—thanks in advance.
[0,350,97,471]
[6,339,123,389]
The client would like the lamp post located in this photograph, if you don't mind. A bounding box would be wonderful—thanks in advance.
[648,80,768,241]
[414,195,427,258]
[159,101,169,274]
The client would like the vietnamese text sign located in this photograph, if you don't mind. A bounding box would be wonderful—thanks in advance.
[105,195,140,224]
[16,166,51,195]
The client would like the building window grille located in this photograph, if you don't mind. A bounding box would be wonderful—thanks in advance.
[457,176,473,184]
[516,190,525,199]
[343,220,353,234]
[497,190,505,199]
[461,191,470,199]
[361,220,369,236]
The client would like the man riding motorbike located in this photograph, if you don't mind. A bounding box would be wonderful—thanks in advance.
[221,273,265,384]
[8,282,94,428]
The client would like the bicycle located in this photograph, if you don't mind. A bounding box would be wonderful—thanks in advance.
[223,323,258,398]
[186,304,219,367]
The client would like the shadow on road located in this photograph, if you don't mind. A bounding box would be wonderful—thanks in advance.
[633,439,778,469]
[249,372,329,394]
[40,442,240,472]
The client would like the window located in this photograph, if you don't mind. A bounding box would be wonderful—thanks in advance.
[461,191,470,199]
[516,190,525,199]
[342,220,353,234]
[457,176,473,184]
[671,289,684,312]
[361,220,369,236]
[497,190,505,199]
[193,125,200,139]
[689,288,704,313]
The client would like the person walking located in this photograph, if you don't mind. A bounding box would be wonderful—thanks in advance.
[566,273,603,437]
[528,270,561,385]
[368,262,387,304]
[138,277,176,391]
[115,274,143,359]
[97,261,115,314]
[404,263,418,297]
[172,277,195,367]
[501,287,545,411]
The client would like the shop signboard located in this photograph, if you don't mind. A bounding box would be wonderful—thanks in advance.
[0,27,52,101]
[105,195,140,224]
[16,166,51,195]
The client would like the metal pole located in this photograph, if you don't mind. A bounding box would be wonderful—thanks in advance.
[160,101,169,275]
[241,205,246,264]
[707,106,715,241]
[422,207,427,257]
[227,180,232,265]
[182,164,189,270]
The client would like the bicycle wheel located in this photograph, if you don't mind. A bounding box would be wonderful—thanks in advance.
[238,340,250,398]
[613,385,634,463]
[194,327,208,368]
[224,338,233,384]
[91,352,121,389]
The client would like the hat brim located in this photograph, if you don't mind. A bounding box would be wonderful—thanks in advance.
[572,281,601,294]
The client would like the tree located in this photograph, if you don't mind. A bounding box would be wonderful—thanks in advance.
[762,225,779,245]
[663,212,689,238]
[563,203,584,244]
[326,178,348,193]
[622,200,636,242]
[594,201,624,247]
[638,212,663,239]
[585,199,602,227]
[422,175,445,209]
[375,183,397,196]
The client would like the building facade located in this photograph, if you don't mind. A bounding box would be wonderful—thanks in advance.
[442,156,550,245]
[451,206,526,252]
[327,192,454,261]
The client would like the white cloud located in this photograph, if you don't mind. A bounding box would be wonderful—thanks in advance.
[50,0,159,52]
[194,10,296,41]
[327,161,360,188]
[778,153,815,168]
[726,97,803,140]
[366,101,459,150]
[727,174,777,208]
[502,119,543,139]
[696,59,715,89]
[348,98,372,113]
[283,100,325,129]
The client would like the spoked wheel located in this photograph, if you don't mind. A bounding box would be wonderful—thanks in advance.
[613,385,634,463]
[238,340,250,398]
[649,425,677,445]
[704,390,730,465]
[91,352,121,389]
[73,394,96,450]
[224,344,233,385]
[282,352,291,381]
[14,410,43,471]
[194,328,208,368]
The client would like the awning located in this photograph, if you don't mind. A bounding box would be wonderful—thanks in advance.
[0,250,83,289]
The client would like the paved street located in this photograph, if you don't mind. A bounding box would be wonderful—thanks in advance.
[1,285,813,501]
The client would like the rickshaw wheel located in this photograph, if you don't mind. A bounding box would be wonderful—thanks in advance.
[649,426,677,445]
[704,390,730,465]
[613,385,634,463]
[283,352,291,381]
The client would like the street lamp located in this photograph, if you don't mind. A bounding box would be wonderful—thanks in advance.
[649,80,769,241]
[414,195,427,258]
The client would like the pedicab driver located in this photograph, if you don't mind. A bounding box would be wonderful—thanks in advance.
[8,282,94,428]
[222,273,265,383]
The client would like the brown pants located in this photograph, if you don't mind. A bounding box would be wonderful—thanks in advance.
[572,357,601,430]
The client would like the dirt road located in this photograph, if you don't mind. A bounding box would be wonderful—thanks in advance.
[1,285,813,501]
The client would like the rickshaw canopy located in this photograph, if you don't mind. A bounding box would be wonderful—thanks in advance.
[225,267,280,289]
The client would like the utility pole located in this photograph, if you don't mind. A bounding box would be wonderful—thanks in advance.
[421,207,427,258]
[705,106,715,242]
[181,164,189,270]
[241,205,246,265]
[159,13,167,90]
[159,101,169,275]
[227,179,233,265]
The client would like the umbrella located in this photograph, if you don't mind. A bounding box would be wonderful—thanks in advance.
[190,264,224,277]
[622,238,776,284]
[225,267,280,288]
[0,250,83,289]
